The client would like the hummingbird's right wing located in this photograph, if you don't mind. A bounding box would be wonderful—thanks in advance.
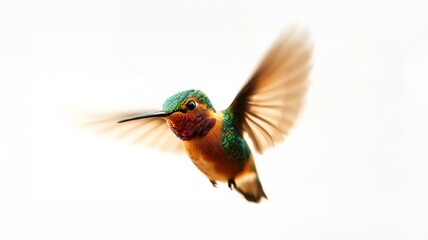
[82,112,184,153]
[227,26,313,154]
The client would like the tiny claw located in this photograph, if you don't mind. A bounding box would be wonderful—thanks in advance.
[228,178,236,190]
[210,180,217,188]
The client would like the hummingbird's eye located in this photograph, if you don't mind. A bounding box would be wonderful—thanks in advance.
[186,100,197,111]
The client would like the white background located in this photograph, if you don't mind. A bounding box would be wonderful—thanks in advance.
[1,0,428,239]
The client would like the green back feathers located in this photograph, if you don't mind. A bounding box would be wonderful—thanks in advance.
[163,89,215,112]
[221,108,251,163]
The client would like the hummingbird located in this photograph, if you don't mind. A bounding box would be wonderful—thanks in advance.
[92,28,312,203]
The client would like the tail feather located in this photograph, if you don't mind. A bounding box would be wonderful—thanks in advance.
[235,172,267,203]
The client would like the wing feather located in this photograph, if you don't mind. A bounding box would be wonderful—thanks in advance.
[82,112,184,154]
[228,27,313,153]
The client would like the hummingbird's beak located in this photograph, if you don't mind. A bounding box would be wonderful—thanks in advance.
[117,110,172,123]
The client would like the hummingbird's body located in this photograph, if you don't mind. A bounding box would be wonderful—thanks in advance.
[99,27,312,203]
[151,90,267,201]
[179,107,266,201]
[182,110,235,181]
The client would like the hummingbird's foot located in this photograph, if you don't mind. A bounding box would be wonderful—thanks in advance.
[210,180,217,188]
[228,178,236,190]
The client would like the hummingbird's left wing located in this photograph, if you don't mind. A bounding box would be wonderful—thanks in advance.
[227,27,313,154]
[82,112,184,153]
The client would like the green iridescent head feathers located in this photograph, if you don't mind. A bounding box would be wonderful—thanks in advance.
[163,89,215,112]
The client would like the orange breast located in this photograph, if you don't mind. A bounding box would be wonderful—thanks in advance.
[182,115,246,182]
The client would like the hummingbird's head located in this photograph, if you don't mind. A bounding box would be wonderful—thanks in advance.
[162,89,215,113]
[161,89,217,140]
[118,89,217,140]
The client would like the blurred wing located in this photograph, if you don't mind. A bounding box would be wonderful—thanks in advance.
[228,27,313,153]
[82,112,184,154]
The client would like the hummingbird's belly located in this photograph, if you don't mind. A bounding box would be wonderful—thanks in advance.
[183,139,245,182]
[190,157,227,181]
[181,115,247,182]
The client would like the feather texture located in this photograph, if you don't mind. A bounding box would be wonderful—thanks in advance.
[228,27,313,153]
[82,112,184,153]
